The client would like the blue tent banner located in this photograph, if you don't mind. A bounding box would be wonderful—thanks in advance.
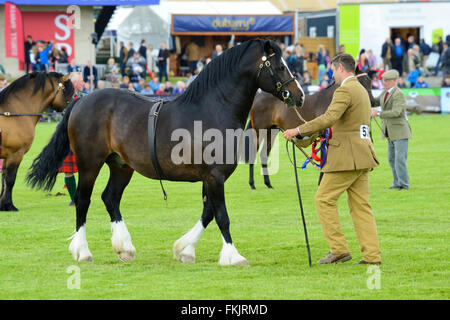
[171,14,294,35]
[0,0,159,5]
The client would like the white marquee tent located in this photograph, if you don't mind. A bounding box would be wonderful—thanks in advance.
[105,0,282,54]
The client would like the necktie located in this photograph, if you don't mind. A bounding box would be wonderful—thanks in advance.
[384,91,389,103]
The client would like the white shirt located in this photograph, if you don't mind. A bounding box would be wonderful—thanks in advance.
[340,75,355,86]
[386,86,395,94]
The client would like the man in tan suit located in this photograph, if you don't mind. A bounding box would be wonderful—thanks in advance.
[371,69,412,190]
[283,54,381,265]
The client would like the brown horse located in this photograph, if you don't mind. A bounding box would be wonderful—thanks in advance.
[0,71,74,211]
[245,72,374,189]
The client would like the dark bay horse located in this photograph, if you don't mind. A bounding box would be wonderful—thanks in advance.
[26,39,305,265]
[245,72,374,189]
[0,72,74,211]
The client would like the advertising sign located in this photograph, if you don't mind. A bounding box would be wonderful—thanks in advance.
[339,4,360,59]
[172,15,294,35]
[22,11,75,61]
[4,2,25,65]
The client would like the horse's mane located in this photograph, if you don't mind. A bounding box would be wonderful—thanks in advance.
[313,66,370,96]
[324,81,336,90]
[176,39,281,105]
[0,71,62,105]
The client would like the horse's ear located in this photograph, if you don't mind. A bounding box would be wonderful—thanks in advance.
[264,39,274,55]
[62,74,70,82]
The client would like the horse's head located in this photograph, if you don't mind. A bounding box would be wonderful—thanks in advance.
[50,73,75,111]
[256,39,305,108]
[355,68,375,107]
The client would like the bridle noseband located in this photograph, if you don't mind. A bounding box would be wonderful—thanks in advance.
[256,52,297,103]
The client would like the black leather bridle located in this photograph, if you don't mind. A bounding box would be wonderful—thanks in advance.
[256,52,297,103]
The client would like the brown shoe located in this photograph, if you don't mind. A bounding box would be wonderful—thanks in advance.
[353,259,381,265]
[68,201,75,207]
[317,252,352,264]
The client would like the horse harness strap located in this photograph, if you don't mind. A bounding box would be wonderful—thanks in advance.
[49,81,66,107]
[148,100,168,201]
[0,112,63,117]
[294,108,308,125]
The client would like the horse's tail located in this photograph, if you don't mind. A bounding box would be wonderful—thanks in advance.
[26,98,79,191]
[242,118,257,164]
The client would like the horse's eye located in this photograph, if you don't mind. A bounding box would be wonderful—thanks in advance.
[280,65,285,71]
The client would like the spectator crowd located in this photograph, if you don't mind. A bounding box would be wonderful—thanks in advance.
[1,34,450,96]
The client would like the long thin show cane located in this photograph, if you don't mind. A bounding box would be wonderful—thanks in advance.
[291,141,312,267]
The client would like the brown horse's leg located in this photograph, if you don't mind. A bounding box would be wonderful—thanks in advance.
[260,127,278,189]
[102,163,136,261]
[0,154,22,211]
[248,126,260,190]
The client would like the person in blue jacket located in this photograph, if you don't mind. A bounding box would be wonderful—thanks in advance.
[37,41,53,71]
[407,65,419,87]
[413,76,429,88]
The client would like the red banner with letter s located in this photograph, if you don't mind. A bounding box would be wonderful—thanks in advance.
[22,11,75,64]
[5,2,25,69]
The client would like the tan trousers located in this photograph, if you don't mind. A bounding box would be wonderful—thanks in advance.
[315,169,381,262]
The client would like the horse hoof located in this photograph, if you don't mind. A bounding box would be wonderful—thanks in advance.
[219,257,250,267]
[173,240,196,263]
[111,221,136,261]
[232,259,250,267]
[77,253,94,262]
[265,184,273,189]
[219,244,250,267]
[250,184,256,190]
[118,252,135,262]
[0,203,18,211]
[179,254,195,264]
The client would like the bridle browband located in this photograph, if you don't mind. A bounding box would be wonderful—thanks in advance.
[0,80,69,117]
[256,52,297,103]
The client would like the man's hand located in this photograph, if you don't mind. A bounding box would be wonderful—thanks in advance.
[371,108,379,118]
[283,128,301,141]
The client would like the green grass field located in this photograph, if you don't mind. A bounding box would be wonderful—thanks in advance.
[0,114,448,300]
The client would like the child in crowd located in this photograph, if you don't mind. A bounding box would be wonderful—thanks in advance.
[165,81,173,94]
[173,81,186,94]
[141,84,154,95]
[156,83,166,95]
[149,77,160,91]
[442,74,450,88]
[120,75,130,89]
[371,73,384,89]
[319,80,329,91]
[413,76,429,88]
[408,65,419,88]
[397,76,407,88]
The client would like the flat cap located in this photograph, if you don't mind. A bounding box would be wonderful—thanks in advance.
[382,69,400,80]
